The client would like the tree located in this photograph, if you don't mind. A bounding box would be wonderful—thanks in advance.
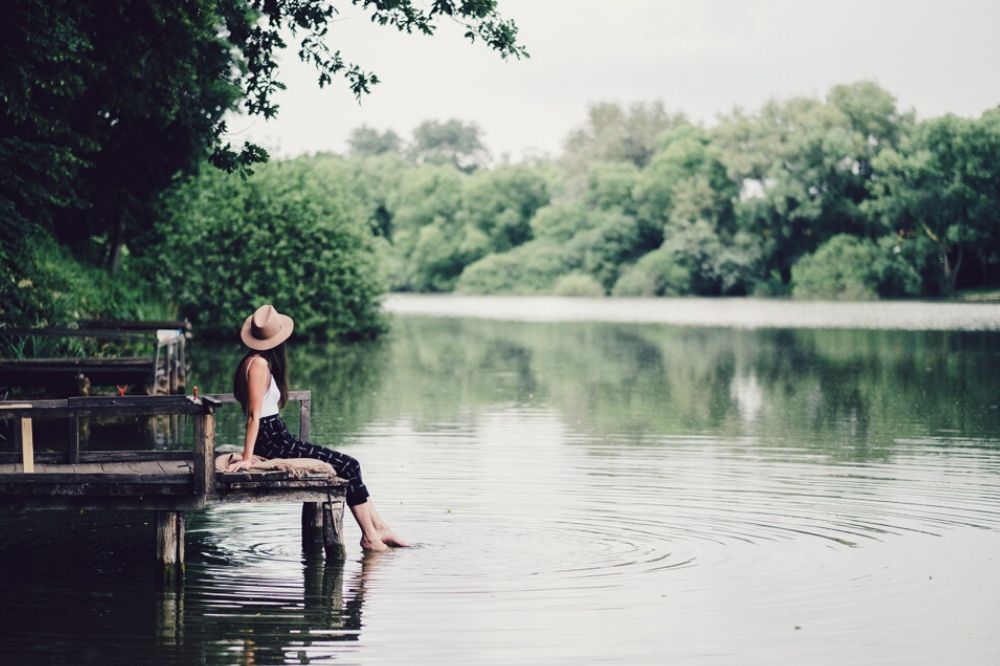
[867,109,1000,293]
[713,82,910,284]
[347,126,403,157]
[563,101,687,171]
[408,119,491,173]
[457,166,551,252]
[1,0,526,275]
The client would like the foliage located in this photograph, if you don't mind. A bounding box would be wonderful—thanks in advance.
[790,234,921,301]
[408,119,491,173]
[347,126,403,157]
[553,273,605,297]
[147,160,386,340]
[458,166,552,252]
[714,81,912,283]
[456,242,578,294]
[612,249,690,297]
[563,101,687,171]
[866,108,1000,294]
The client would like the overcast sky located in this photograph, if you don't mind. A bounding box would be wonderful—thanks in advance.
[230,0,1000,161]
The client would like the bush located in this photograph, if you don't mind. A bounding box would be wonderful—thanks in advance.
[791,234,921,300]
[146,161,386,340]
[612,248,691,296]
[456,241,577,294]
[553,272,605,297]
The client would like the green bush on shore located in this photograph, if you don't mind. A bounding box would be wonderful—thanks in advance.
[791,234,922,300]
[145,160,386,340]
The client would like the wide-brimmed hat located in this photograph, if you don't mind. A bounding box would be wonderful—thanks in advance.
[240,304,294,350]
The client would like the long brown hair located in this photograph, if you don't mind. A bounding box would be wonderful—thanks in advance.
[233,343,289,414]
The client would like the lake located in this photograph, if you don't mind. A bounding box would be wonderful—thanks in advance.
[2,297,1000,664]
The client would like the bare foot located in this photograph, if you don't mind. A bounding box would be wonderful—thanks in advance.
[360,535,389,552]
[379,528,412,548]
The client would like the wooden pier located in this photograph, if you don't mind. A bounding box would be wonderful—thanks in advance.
[0,319,191,396]
[0,392,346,582]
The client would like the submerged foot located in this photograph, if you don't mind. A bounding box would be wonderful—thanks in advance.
[378,528,412,548]
[360,535,389,552]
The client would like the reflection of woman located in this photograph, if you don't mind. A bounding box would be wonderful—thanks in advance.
[228,304,408,552]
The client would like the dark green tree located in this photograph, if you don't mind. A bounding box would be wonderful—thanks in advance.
[1,0,526,275]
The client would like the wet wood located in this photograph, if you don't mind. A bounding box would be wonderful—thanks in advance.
[156,511,184,584]
[302,502,324,549]
[323,500,346,560]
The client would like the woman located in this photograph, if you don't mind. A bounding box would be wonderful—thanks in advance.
[227,304,408,552]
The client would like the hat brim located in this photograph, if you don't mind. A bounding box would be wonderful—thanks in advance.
[240,312,294,350]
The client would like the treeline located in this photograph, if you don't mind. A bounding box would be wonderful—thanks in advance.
[135,82,1000,342]
[6,80,1000,347]
[315,81,998,300]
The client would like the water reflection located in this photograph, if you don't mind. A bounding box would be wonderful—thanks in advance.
[2,316,999,663]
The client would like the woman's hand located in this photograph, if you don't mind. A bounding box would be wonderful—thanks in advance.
[227,457,254,473]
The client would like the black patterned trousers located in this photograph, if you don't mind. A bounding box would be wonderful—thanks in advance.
[255,414,370,506]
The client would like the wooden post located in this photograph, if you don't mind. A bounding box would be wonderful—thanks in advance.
[192,413,216,500]
[322,500,346,561]
[299,397,311,441]
[302,502,324,552]
[20,417,34,473]
[67,417,80,464]
[156,511,185,584]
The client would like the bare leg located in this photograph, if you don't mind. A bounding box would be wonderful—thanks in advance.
[366,501,411,548]
[350,501,388,552]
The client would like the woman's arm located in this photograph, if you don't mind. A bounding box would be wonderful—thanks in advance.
[227,357,269,472]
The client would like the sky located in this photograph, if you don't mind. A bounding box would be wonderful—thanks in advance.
[229,0,1000,161]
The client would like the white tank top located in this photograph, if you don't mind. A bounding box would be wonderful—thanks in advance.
[247,357,281,417]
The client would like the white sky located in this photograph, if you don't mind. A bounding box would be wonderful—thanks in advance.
[229,0,1000,161]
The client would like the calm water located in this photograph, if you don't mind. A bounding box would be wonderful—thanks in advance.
[2,300,1000,664]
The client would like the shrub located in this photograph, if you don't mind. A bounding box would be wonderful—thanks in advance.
[553,272,605,297]
[456,241,577,294]
[146,161,386,340]
[612,248,691,296]
[790,234,923,300]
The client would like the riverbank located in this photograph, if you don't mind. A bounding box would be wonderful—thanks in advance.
[383,294,1000,331]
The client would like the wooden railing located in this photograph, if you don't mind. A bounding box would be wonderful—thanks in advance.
[0,396,217,491]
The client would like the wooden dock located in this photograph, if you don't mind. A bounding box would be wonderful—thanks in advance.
[0,319,191,396]
[0,392,346,583]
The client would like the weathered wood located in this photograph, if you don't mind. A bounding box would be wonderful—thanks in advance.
[192,414,216,498]
[0,327,153,341]
[67,417,80,464]
[302,502,324,550]
[214,478,347,490]
[0,473,191,485]
[299,398,311,441]
[0,395,211,420]
[0,450,193,464]
[156,511,184,584]
[205,390,311,405]
[210,489,342,504]
[20,418,34,473]
[80,319,191,332]
[322,500,346,560]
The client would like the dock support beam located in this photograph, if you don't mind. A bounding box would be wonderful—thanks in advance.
[322,500,346,561]
[156,511,185,584]
[302,501,345,560]
[302,502,325,552]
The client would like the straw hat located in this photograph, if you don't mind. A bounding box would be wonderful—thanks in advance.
[240,304,294,350]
